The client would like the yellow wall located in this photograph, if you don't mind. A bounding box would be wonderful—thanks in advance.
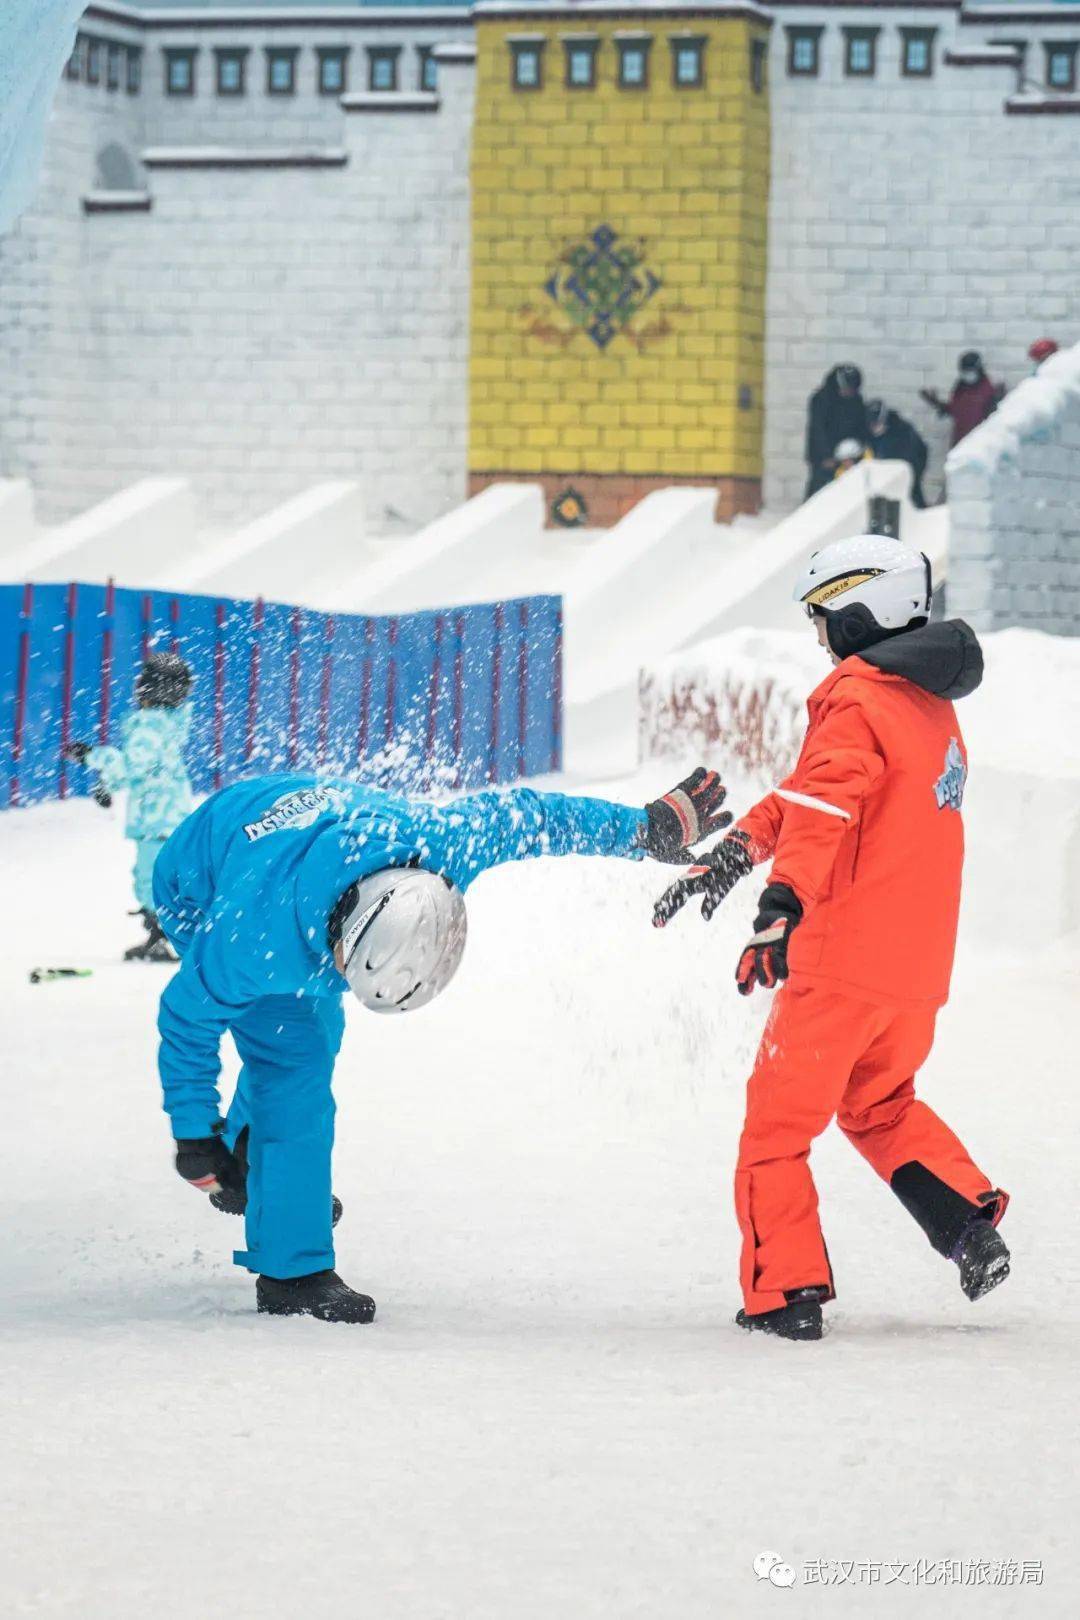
[469,9,771,485]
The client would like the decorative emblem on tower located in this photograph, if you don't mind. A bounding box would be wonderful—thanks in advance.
[542,225,662,350]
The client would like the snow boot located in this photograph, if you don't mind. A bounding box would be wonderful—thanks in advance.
[124,909,176,963]
[256,1270,375,1324]
[952,1219,1011,1302]
[736,1287,825,1342]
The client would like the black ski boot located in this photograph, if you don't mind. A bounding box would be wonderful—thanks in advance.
[256,1270,375,1324]
[736,1287,825,1342]
[124,909,176,963]
[952,1219,1011,1301]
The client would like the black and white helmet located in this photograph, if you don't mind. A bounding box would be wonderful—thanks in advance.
[793,535,931,657]
[135,652,193,709]
[333,867,467,1014]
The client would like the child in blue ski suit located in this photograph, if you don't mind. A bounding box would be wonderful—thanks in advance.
[153,766,730,1322]
[67,653,194,961]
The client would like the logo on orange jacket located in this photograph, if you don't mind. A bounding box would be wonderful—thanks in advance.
[934,738,966,811]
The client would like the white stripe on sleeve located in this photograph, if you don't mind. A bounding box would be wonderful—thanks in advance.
[774,788,851,821]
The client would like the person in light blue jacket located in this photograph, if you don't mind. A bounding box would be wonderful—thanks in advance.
[155,766,731,1323]
[66,653,194,962]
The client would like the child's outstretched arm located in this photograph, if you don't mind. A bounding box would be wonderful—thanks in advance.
[425,770,731,891]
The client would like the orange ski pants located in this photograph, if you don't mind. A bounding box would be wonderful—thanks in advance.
[735,983,1006,1315]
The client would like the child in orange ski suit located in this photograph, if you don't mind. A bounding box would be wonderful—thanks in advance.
[656,609,1008,1323]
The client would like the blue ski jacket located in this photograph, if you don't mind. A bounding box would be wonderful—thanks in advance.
[87,705,194,841]
[153,774,647,1138]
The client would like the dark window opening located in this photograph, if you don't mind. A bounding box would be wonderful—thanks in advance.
[616,38,651,89]
[126,48,142,95]
[843,28,879,78]
[164,48,196,97]
[510,41,544,90]
[671,37,705,89]
[564,39,599,90]
[901,28,937,79]
[367,47,400,93]
[318,48,350,96]
[106,44,121,91]
[786,27,822,78]
[66,36,84,82]
[215,48,248,97]
[86,39,102,86]
[1045,42,1078,92]
[266,48,299,96]
[750,37,767,94]
[417,46,437,93]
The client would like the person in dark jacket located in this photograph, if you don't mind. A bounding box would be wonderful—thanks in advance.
[804,364,867,499]
[866,398,929,508]
[920,351,1004,449]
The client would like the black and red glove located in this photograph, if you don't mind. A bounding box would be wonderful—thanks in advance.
[63,740,92,765]
[174,1132,244,1199]
[642,767,733,863]
[735,883,803,996]
[652,830,753,926]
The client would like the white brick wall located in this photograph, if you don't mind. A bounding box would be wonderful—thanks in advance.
[0,22,473,533]
[765,6,1080,512]
[946,343,1080,635]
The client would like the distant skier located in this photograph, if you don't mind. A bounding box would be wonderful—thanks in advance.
[920,350,1004,448]
[654,537,1010,1341]
[804,364,867,499]
[865,398,929,508]
[66,653,194,962]
[153,767,730,1323]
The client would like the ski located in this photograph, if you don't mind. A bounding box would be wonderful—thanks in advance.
[29,967,94,985]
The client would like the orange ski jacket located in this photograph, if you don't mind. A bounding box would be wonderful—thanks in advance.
[734,622,984,1008]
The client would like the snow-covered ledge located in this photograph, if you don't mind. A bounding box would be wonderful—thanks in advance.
[82,190,152,214]
[945,342,1080,636]
[142,147,348,169]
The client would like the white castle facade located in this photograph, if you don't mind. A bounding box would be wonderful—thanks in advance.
[1,0,1078,532]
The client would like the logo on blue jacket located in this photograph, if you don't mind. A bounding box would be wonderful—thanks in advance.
[243,786,345,842]
[933,738,966,812]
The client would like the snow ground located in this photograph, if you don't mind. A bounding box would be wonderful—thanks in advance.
[2,776,1079,1620]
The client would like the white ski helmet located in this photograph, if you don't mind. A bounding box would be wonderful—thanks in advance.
[334,867,467,1014]
[793,534,932,657]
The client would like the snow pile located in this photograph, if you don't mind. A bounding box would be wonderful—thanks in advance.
[639,625,1080,941]
[947,341,1080,480]
[0,1,83,235]
[639,627,820,781]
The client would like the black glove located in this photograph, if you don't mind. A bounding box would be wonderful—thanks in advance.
[92,782,113,810]
[642,767,733,863]
[735,883,803,997]
[175,1133,244,1197]
[64,741,92,765]
[652,830,753,926]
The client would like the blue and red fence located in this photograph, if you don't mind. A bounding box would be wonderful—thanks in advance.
[0,581,564,807]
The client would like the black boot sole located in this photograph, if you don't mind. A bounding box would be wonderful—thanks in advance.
[256,1287,375,1325]
[736,1304,823,1341]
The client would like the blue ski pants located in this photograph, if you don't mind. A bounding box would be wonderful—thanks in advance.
[222,993,346,1280]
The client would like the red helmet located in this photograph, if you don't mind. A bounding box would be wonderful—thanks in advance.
[1028,338,1059,363]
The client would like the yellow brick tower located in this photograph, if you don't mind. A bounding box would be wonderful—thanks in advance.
[469,1,772,527]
